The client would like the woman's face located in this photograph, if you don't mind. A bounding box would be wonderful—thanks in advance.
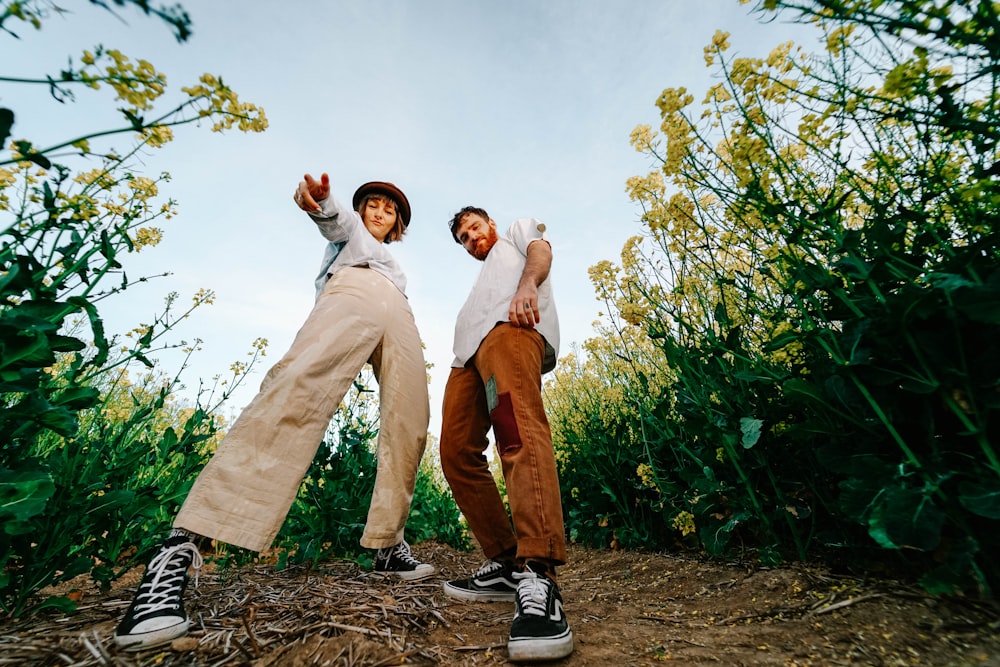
[361,196,398,243]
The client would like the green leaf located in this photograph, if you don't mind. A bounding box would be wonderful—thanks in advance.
[0,468,54,524]
[56,556,93,582]
[85,489,134,514]
[952,281,1000,324]
[52,386,100,410]
[0,367,42,393]
[159,427,178,456]
[957,481,1000,520]
[37,405,80,435]
[0,263,22,293]
[927,272,975,292]
[758,545,783,568]
[29,595,78,615]
[67,296,109,370]
[764,329,801,352]
[42,180,56,213]
[697,508,751,557]
[837,476,882,522]
[782,378,825,404]
[0,332,54,371]
[713,301,730,327]
[122,108,145,130]
[134,352,155,369]
[13,141,52,170]
[918,536,983,596]
[48,334,87,353]
[867,486,945,551]
[833,255,871,280]
[740,417,763,449]
[793,260,835,291]
[818,447,892,477]
[0,299,79,330]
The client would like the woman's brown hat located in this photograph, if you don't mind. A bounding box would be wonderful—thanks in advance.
[352,181,411,227]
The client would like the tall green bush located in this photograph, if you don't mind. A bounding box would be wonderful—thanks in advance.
[0,0,268,616]
[549,0,1000,595]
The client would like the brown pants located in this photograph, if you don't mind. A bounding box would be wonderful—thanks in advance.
[440,323,567,565]
[175,267,429,552]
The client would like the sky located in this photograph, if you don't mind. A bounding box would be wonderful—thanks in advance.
[3,1,816,435]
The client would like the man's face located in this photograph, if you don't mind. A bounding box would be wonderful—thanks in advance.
[455,213,498,261]
[361,196,398,243]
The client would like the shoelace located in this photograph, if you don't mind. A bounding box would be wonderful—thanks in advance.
[390,541,422,567]
[132,542,204,619]
[513,571,550,617]
[474,560,505,578]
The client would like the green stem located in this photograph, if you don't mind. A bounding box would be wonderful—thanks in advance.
[0,95,224,167]
[760,457,807,561]
[941,392,1000,479]
[720,437,779,545]
[846,370,923,471]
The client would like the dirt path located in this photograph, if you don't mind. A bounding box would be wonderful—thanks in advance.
[2,542,999,665]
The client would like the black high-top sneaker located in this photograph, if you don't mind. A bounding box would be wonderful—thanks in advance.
[114,535,203,649]
[373,540,436,581]
[443,558,519,602]
[507,566,574,662]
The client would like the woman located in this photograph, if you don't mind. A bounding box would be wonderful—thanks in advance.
[114,174,433,650]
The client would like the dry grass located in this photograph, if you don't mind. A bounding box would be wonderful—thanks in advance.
[3,542,1000,666]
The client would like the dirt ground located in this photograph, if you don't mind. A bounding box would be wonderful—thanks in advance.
[2,541,1000,666]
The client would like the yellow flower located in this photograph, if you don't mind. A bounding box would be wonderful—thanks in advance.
[141,124,174,148]
[825,25,855,56]
[636,463,659,491]
[132,226,163,249]
[672,511,696,536]
[711,30,731,52]
[629,124,656,151]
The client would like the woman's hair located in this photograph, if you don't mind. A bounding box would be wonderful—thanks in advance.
[358,193,407,243]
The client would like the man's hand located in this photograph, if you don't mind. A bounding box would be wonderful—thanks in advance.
[293,172,330,213]
[508,284,541,328]
[507,239,551,328]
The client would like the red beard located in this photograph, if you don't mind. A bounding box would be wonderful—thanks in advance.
[471,226,499,260]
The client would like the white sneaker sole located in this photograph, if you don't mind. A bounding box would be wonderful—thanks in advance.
[373,566,437,581]
[114,619,190,651]
[507,629,574,662]
[442,580,516,602]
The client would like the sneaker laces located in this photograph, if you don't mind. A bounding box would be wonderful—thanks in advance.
[474,559,505,578]
[513,570,551,617]
[387,540,422,567]
[132,541,203,620]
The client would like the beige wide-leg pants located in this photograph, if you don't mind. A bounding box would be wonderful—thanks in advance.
[174,267,429,552]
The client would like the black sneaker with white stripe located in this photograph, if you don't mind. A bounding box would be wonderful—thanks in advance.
[114,535,203,649]
[443,559,518,602]
[507,569,574,662]
[373,540,436,581]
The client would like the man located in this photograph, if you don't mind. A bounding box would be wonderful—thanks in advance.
[439,206,573,662]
